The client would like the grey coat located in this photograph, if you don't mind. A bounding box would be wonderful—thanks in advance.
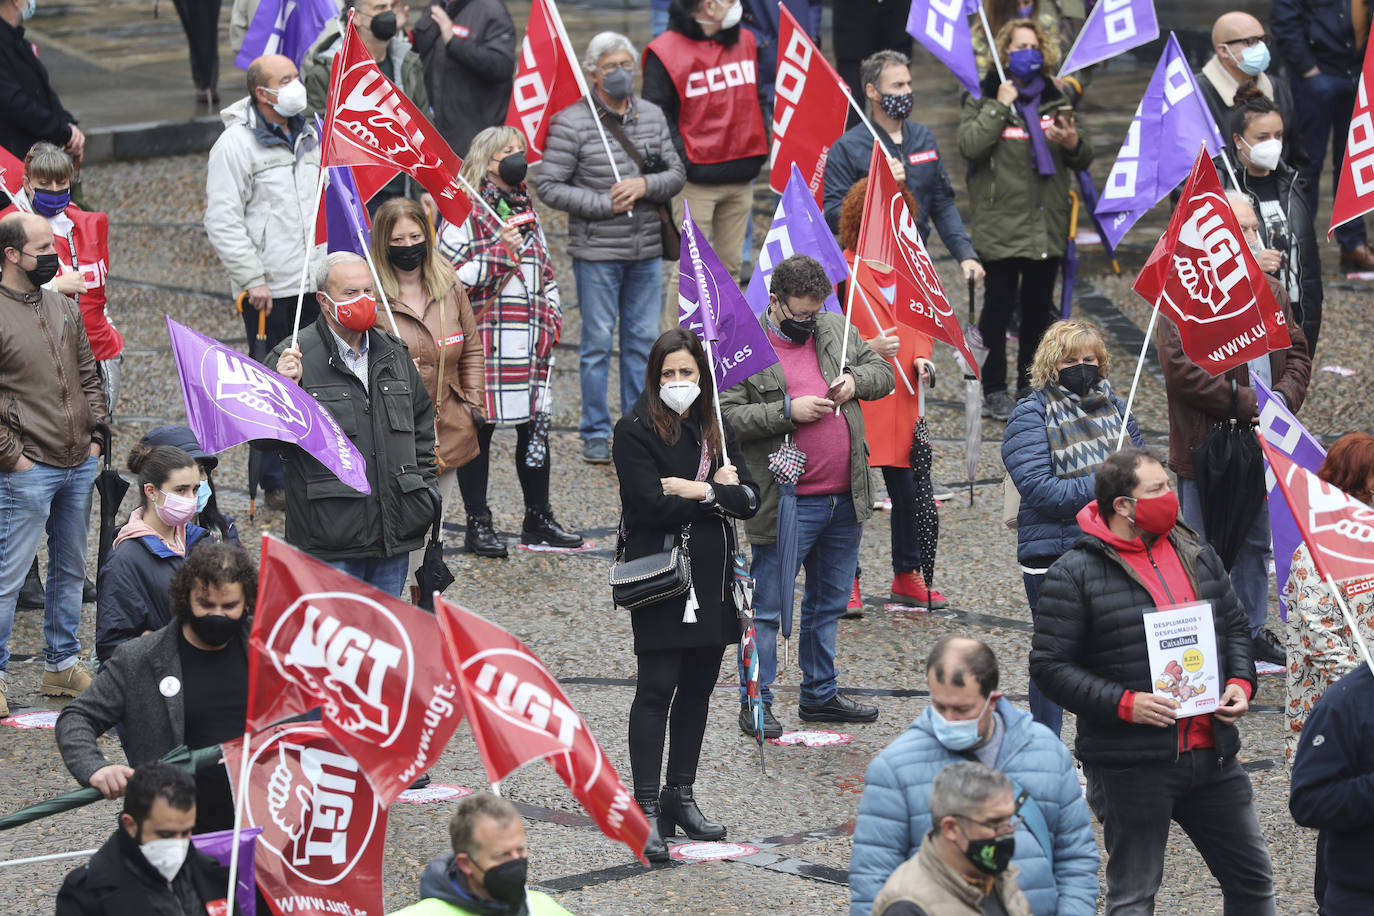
[56,624,248,785]
[534,95,685,262]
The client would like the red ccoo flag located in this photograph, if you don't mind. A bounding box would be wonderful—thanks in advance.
[1330,38,1374,240]
[506,0,585,163]
[434,596,651,863]
[853,140,979,375]
[319,11,473,227]
[769,4,849,204]
[248,536,465,807]
[1132,146,1289,375]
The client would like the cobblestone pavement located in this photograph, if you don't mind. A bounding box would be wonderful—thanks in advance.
[3,5,1372,914]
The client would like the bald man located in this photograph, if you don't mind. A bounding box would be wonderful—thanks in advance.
[1273,0,1374,269]
[204,53,326,510]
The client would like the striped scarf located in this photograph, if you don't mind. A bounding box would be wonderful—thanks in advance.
[1044,381,1122,479]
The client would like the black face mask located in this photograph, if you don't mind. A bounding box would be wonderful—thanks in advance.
[22,250,60,287]
[388,241,427,272]
[1056,363,1100,398]
[964,832,1015,876]
[497,153,528,187]
[369,9,398,40]
[479,857,528,906]
[188,613,243,647]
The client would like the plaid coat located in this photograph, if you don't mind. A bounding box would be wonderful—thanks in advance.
[438,204,560,426]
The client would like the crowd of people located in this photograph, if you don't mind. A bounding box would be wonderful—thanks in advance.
[1,0,1373,913]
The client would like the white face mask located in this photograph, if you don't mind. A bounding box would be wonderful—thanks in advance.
[660,380,701,415]
[697,0,742,29]
[140,837,191,882]
[1240,136,1282,172]
[267,79,308,117]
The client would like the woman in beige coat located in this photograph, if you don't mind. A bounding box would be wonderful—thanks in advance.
[370,197,485,595]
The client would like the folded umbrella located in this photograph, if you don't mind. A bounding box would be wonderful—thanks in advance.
[768,437,806,672]
[908,382,939,604]
[958,277,990,505]
[93,424,128,576]
[732,550,766,773]
[1189,385,1266,569]
[415,491,455,611]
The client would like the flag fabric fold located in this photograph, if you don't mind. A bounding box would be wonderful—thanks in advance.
[315,165,372,255]
[1058,0,1159,75]
[1095,33,1225,247]
[906,0,982,97]
[746,163,848,316]
[191,827,262,916]
[433,597,651,863]
[166,318,370,493]
[770,5,850,201]
[505,0,585,162]
[247,536,465,806]
[1329,37,1374,239]
[1259,437,1374,587]
[234,0,339,70]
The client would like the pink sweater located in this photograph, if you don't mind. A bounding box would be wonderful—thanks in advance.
[769,326,851,496]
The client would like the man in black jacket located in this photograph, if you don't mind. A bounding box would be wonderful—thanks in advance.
[411,0,516,158]
[57,763,240,915]
[1030,448,1275,915]
[1272,0,1374,269]
[0,0,83,161]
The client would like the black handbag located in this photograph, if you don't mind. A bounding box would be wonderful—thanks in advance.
[609,524,693,610]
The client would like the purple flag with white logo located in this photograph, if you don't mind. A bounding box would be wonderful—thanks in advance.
[745,163,847,316]
[167,318,371,494]
[679,204,779,391]
[906,0,982,98]
[1059,0,1159,75]
[1255,378,1328,620]
[192,826,262,916]
[1095,33,1225,247]
[234,0,340,71]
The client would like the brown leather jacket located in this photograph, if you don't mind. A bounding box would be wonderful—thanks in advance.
[390,280,485,471]
[0,282,103,471]
[1159,277,1311,480]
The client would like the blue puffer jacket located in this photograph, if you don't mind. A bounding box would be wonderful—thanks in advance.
[95,525,209,663]
[848,699,1099,916]
[1002,387,1142,566]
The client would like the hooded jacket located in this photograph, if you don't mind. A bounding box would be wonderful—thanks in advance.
[95,512,210,663]
[849,700,1098,916]
[386,854,573,915]
[204,97,324,298]
[57,826,240,916]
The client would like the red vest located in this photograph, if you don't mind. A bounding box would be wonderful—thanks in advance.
[645,29,768,165]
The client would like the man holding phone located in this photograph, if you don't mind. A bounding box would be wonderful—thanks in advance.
[720,255,894,738]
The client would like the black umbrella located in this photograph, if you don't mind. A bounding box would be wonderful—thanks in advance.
[1188,385,1265,569]
[93,423,128,576]
[908,378,939,602]
[246,301,267,520]
[415,491,455,611]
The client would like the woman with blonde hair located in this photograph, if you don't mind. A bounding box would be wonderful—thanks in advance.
[369,197,485,598]
[438,126,582,557]
[1003,320,1141,736]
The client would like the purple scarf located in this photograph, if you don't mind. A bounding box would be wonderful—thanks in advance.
[1015,74,1057,177]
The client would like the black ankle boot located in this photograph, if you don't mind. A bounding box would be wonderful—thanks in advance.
[636,798,670,863]
[658,784,725,841]
[17,558,42,611]
[520,504,583,548]
[464,511,507,558]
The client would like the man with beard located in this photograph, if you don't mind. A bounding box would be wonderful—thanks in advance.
[56,543,256,834]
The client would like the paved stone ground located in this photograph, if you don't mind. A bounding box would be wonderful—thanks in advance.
[2,3,1372,914]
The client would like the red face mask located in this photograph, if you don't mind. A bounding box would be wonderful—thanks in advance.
[325,292,377,333]
[1127,490,1179,536]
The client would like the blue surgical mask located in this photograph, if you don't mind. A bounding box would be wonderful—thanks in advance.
[21,0,35,20]
[1237,41,1270,76]
[1007,47,1043,82]
[196,479,211,513]
[929,694,993,751]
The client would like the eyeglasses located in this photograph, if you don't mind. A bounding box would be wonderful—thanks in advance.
[955,813,1023,835]
[1223,35,1265,48]
[599,62,634,75]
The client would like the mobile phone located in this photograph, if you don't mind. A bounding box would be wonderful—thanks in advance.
[1055,105,1074,126]
[825,380,846,401]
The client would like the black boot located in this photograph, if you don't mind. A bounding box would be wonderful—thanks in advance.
[82,576,96,604]
[17,559,43,611]
[636,798,670,863]
[520,504,583,548]
[464,511,508,558]
[658,784,726,841]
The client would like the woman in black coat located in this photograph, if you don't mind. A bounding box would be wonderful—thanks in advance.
[613,328,759,862]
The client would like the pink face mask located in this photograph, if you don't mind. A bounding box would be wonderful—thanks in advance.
[154,490,198,527]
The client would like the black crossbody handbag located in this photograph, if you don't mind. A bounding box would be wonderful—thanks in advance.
[609,524,693,609]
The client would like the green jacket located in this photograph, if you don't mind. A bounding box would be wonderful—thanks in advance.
[267,316,437,561]
[302,17,430,121]
[720,312,893,546]
[956,75,1093,262]
[387,891,573,916]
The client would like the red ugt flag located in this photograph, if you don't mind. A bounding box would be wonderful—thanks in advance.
[435,596,651,863]
[854,140,979,375]
[769,4,849,203]
[320,11,473,227]
[1330,39,1374,240]
[506,0,584,163]
[248,536,465,807]
[1260,437,1374,587]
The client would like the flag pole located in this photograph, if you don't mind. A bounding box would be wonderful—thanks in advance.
[976,2,1009,84]
[359,234,401,335]
[454,172,506,224]
[838,82,889,153]
[1326,573,1374,677]
[700,333,733,465]
[291,170,328,351]
[853,278,916,394]
[1114,295,1160,451]
[224,730,253,916]
[834,266,858,415]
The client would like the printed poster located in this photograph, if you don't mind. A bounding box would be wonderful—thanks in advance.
[1143,601,1220,718]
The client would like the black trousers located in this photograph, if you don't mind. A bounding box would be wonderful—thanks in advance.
[978,257,1061,395]
[171,0,223,90]
[456,422,550,514]
[244,295,320,492]
[628,644,726,800]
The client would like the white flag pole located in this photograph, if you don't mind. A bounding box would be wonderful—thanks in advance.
[834,267,858,416]
[359,236,401,335]
[853,278,915,395]
[700,333,733,465]
[838,81,889,152]
[224,731,253,916]
[976,2,1009,85]
[290,169,328,351]
[1115,295,1160,451]
[454,172,506,224]
[1327,573,1374,677]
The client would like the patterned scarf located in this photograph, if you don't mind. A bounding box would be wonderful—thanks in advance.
[1044,380,1122,479]
[480,180,533,220]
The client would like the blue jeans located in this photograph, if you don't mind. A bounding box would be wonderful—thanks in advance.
[325,555,409,598]
[1178,478,1271,637]
[1291,72,1367,252]
[0,456,97,671]
[1022,568,1063,738]
[574,257,662,443]
[243,295,319,491]
[1084,753,1275,916]
[740,493,861,707]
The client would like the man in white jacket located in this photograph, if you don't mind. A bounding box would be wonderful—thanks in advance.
[204,53,325,509]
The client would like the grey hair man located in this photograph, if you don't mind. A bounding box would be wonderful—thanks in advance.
[269,251,437,597]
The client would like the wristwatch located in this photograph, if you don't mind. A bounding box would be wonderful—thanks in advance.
[701,485,717,507]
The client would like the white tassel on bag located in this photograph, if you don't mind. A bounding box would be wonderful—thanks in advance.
[682,583,699,624]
